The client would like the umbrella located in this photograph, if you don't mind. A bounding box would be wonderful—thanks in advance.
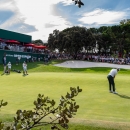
[24,43,35,47]
[6,40,20,44]
[0,38,3,41]
[33,45,46,49]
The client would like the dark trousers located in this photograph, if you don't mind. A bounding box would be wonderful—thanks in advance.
[107,75,115,92]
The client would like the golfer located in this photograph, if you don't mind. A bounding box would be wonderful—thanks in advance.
[23,61,28,75]
[107,68,120,94]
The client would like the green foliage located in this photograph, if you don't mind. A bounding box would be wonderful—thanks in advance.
[0,100,8,130]
[32,39,44,45]
[0,100,8,108]
[0,87,82,130]
[47,18,130,57]
[48,26,91,58]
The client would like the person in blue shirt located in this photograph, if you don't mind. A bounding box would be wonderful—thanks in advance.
[2,53,7,74]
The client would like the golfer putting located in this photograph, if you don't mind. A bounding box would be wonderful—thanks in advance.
[107,68,120,94]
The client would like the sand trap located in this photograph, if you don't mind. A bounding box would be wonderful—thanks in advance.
[54,60,130,69]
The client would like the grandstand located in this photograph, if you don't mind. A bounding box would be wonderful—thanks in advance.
[0,29,45,63]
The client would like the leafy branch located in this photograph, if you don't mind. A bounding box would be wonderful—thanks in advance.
[1,86,82,130]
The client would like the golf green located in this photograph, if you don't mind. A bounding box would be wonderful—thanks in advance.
[0,72,130,125]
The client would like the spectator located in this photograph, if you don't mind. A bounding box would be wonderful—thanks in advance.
[18,55,21,64]
[7,61,12,74]
[23,61,28,76]
[2,53,7,75]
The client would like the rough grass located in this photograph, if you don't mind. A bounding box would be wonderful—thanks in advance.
[0,60,130,130]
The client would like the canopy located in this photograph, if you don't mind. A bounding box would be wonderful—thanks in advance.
[24,43,35,47]
[6,40,20,44]
[34,45,46,49]
[0,38,3,41]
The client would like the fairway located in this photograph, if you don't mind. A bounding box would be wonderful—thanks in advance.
[1,71,130,128]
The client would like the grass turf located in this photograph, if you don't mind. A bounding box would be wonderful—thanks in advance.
[0,60,130,130]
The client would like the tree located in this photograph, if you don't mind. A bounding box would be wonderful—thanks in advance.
[59,26,87,59]
[47,30,60,51]
[120,19,130,25]
[0,86,82,130]
[47,18,130,57]
[95,26,112,55]
[32,39,44,45]
[120,20,130,57]
[110,25,126,57]
[85,28,97,54]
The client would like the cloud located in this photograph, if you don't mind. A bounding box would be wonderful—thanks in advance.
[0,12,37,33]
[10,23,38,33]
[0,0,75,42]
[44,23,59,28]
[1,0,129,42]
[78,8,128,26]
[0,0,38,34]
[0,11,14,24]
[59,0,73,5]
[0,0,16,11]
[12,0,72,41]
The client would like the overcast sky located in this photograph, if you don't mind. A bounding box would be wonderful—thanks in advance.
[0,0,130,42]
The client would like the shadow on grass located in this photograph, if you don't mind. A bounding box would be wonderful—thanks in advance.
[1,73,11,76]
[116,93,130,99]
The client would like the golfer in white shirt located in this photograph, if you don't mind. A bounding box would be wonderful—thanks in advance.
[107,68,120,94]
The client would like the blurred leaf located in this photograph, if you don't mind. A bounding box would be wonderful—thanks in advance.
[2,102,8,106]
[75,105,79,109]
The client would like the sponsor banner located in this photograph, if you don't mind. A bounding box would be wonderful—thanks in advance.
[0,50,44,63]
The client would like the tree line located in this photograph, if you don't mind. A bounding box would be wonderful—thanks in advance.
[47,19,130,58]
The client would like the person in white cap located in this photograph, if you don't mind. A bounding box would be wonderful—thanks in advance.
[107,68,120,94]
[7,61,12,74]
[23,61,28,75]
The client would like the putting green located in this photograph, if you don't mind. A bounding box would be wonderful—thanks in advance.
[0,72,130,124]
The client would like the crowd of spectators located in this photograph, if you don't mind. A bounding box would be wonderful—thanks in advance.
[1,40,130,65]
[82,54,130,65]
[0,41,45,54]
[48,52,130,65]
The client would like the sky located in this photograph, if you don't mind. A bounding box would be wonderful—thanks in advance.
[0,0,130,42]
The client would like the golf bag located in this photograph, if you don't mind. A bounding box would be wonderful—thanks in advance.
[12,69,21,73]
